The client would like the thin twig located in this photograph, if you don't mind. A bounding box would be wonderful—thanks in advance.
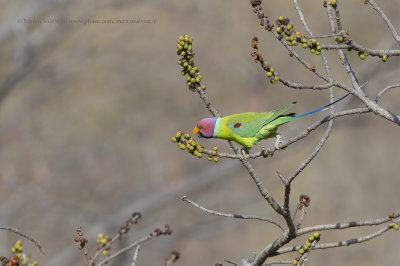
[277,221,398,255]
[98,234,153,266]
[224,258,238,265]
[262,260,293,265]
[368,0,400,45]
[0,226,46,255]
[297,212,400,235]
[181,196,285,231]
[375,83,400,102]
[131,245,141,266]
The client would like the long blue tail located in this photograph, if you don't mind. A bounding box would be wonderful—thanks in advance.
[293,93,350,119]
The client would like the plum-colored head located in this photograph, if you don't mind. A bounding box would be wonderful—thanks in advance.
[193,117,217,138]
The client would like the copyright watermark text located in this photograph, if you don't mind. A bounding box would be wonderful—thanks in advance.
[17,17,157,25]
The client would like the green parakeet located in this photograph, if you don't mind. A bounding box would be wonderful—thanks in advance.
[193,94,348,149]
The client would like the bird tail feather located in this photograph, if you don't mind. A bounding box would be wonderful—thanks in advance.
[293,93,349,119]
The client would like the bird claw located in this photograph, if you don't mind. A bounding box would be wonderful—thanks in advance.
[274,135,284,150]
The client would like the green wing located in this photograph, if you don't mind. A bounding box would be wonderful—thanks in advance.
[224,102,296,137]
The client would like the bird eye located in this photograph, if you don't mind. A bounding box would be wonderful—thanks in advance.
[200,126,204,129]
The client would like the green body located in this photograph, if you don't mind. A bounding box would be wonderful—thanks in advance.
[214,103,297,149]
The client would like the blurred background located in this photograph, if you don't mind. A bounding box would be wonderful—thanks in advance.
[0,0,399,265]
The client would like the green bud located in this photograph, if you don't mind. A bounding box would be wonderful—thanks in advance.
[177,44,183,50]
[211,150,217,156]
[179,144,186,150]
[212,146,218,151]
[313,232,320,239]
[308,235,314,242]
[196,153,203,158]
[188,45,192,51]
[201,85,206,90]
[208,156,213,161]
[180,51,186,56]
[301,38,307,43]
[266,72,273,77]
[270,67,274,72]
[278,16,284,21]
[175,131,182,139]
[310,49,316,54]
[389,222,394,228]
[171,136,178,143]
[213,157,219,162]
[187,144,194,151]
[276,27,282,33]
[179,36,184,41]
[274,76,279,82]
[270,78,275,84]
[382,55,388,62]
[286,24,292,31]
[184,133,191,140]
[298,248,304,255]
[191,78,196,83]
[394,223,399,230]
[311,39,316,45]
[195,76,202,83]
[292,260,298,265]
[359,54,365,60]
[302,43,308,48]
[188,37,193,44]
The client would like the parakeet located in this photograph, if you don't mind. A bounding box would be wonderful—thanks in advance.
[193,93,349,149]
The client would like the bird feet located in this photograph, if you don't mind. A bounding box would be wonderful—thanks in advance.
[274,135,284,150]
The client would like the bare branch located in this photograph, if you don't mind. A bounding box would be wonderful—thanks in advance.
[368,0,400,45]
[375,83,400,102]
[98,234,153,266]
[181,196,285,231]
[0,226,46,255]
[131,245,141,266]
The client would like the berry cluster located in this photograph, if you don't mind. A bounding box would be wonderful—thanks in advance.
[276,16,299,47]
[0,255,19,266]
[176,35,206,91]
[153,224,173,236]
[0,240,39,266]
[74,227,88,251]
[172,131,205,159]
[327,0,337,6]
[95,234,111,256]
[388,212,399,230]
[292,232,320,265]
[207,146,220,162]
[251,37,279,84]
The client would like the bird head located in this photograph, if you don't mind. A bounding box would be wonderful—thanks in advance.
[193,117,217,138]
